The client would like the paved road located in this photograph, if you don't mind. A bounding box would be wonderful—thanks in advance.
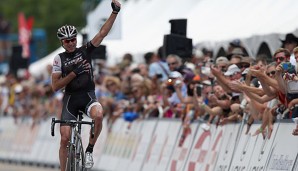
[0,163,59,171]
[0,163,102,171]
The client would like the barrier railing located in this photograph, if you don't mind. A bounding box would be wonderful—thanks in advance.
[0,116,297,171]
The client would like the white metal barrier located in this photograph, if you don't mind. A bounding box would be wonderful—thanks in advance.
[0,116,297,171]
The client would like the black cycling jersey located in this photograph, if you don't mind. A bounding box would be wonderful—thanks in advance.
[59,41,96,94]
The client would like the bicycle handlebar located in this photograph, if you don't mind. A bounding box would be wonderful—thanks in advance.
[51,118,95,138]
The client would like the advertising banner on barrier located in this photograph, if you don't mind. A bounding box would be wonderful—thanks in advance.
[266,121,298,171]
[97,118,128,170]
[247,122,279,171]
[167,120,198,171]
[203,124,225,171]
[185,122,218,171]
[115,120,145,171]
[213,123,241,171]
[1,116,298,171]
[141,119,179,171]
[229,123,259,171]
[94,118,109,169]
[126,119,157,171]
[0,117,18,161]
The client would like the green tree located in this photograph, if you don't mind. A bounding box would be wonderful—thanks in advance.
[0,0,88,57]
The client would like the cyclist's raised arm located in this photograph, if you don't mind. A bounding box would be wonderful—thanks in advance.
[91,0,121,47]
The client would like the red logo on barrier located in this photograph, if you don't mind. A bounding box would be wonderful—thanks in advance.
[188,130,223,171]
[187,131,211,171]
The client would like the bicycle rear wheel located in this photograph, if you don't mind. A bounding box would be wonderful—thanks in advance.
[66,144,76,171]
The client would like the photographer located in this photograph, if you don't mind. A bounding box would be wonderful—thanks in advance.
[161,71,187,118]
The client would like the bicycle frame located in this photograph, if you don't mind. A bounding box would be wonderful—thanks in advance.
[51,113,95,171]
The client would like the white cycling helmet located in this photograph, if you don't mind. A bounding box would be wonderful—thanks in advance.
[57,25,78,40]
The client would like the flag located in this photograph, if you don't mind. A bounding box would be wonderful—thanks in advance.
[18,12,34,58]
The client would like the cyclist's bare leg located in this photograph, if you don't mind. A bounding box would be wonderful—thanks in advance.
[59,125,71,171]
[89,104,104,145]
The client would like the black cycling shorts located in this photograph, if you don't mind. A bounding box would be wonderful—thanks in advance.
[61,91,101,121]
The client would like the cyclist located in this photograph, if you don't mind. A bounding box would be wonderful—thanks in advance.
[51,1,121,170]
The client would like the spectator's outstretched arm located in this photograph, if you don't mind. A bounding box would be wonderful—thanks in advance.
[243,90,276,104]
[250,69,281,95]
[274,64,287,94]
[229,81,265,96]
[211,66,234,93]
[288,99,298,109]
[209,93,231,109]
[91,0,121,47]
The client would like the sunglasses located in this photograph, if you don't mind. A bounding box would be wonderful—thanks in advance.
[63,38,77,43]
[168,62,178,66]
[266,71,276,76]
[274,56,285,62]
[237,63,250,69]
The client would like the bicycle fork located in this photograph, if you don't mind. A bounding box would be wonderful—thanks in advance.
[67,126,77,171]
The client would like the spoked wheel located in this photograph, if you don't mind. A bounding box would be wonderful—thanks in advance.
[66,145,76,171]
[76,137,86,171]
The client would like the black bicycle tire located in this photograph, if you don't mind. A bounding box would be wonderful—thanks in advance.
[66,144,76,171]
[76,136,86,171]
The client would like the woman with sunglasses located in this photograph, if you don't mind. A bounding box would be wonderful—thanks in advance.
[51,1,121,171]
[236,62,281,138]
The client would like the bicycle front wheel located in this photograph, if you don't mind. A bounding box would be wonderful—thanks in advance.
[66,144,76,171]
[76,136,85,171]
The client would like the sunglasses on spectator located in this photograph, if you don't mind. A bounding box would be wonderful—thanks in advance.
[266,71,276,76]
[237,63,250,69]
[274,56,285,62]
[168,62,178,66]
[63,38,77,43]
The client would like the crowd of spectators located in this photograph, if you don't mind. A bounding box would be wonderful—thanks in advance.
[0,33,298,142]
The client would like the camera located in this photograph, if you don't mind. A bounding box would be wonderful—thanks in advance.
[196,84,203,96]
[156,73,163,79]
[282,62,291,71]
[175,79,182,86]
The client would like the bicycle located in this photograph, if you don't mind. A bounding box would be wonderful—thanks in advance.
[51,111,95,171]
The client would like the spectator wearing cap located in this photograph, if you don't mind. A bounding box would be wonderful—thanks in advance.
[227,39,248,57]
[211,64,240,94]
[224,64,242,81]
[215,56,229,73]
[227,48,245,62]
[161,71,187,118]
[281,33,298,68]
[237,56,254,73]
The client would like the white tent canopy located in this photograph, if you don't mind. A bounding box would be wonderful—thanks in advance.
[99,0,298,65]
[29,0,298,77]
